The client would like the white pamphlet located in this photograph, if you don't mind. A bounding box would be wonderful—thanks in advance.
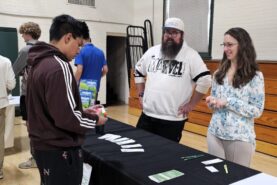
[111,137,130,142]
[201,158,223,165]
[121,148,145,152]
[116,139,135,145]
[121,144,142,148]
[98,134,121,141]
[205,166,219,173]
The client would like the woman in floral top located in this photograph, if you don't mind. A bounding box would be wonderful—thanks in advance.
[206,27,265,167]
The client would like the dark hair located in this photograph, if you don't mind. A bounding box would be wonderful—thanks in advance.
[215,27,259,88]
[81,21,90,40]
[49,14,83,41]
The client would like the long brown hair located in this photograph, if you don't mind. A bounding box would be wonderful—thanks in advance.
[215,27,259,88]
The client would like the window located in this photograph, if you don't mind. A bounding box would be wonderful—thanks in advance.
[164,0,214,59]
[68,0,95,7]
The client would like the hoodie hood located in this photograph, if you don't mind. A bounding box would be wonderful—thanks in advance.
[28,41,69,67]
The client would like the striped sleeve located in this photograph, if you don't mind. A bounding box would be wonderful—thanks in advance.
[190,52,211,94]
[45,56,97,134]
[134,52,148,84]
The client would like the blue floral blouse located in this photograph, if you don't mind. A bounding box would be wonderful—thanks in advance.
[208,71,265,145]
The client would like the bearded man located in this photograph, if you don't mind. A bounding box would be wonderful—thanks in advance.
[134,17,211,142]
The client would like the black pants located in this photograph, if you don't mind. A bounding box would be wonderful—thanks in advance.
[20,95,35,157]
[34,147,83,185]
[20,95,27,121]
[136,112,186,142]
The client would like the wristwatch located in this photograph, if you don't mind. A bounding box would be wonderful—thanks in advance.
[139,92,144,98]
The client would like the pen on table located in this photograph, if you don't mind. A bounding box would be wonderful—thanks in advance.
[224,164,228,174]
[181,154,204,160]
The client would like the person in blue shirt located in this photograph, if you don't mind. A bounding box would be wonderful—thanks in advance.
[74,22,108,103]
[206,27,265,167]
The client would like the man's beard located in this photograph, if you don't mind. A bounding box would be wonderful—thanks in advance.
[161,39,183,59]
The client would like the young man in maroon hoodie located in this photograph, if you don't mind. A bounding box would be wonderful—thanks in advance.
[26,14,107,185]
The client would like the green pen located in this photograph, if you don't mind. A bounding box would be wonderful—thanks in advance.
[181,154,205,161]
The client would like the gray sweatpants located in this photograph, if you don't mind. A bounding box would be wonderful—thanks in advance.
[207,132,254,167]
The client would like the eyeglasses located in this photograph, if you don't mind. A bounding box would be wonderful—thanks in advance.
[220,42,238,48]
[164,30,181,38]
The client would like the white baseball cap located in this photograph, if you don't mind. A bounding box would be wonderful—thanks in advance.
[164,17,184,32]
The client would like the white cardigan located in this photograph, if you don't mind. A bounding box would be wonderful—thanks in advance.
[0,55,16,109]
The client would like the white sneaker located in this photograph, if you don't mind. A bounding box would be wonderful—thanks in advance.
[18,157,37,169]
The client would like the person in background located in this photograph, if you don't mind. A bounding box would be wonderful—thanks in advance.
[74,21,108,103]
[206,27,265,167]
[12,22,41,169]
[26,14,107,185]
[134,17,211,142]
[0,55,16,179]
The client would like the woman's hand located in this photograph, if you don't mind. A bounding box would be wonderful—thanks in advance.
[206,96,227,109]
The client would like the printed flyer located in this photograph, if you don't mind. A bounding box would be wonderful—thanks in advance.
[79,79,97,108]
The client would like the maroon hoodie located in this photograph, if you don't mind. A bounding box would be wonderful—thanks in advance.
[27,42,98,150]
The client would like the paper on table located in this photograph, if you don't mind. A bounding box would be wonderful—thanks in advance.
[230,173,277,185]
[112,137,130,142]
[201,158,223,165]
[98,134,121,141]
[121,144,142,148]
[116,139,135,145]
[121,148,145,152]
[205,166,219,173]
[148,169,184,183]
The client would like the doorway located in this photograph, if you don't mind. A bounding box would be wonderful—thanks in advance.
[106,36,128,106]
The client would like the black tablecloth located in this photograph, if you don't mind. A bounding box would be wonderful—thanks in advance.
[82,119,259,185]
